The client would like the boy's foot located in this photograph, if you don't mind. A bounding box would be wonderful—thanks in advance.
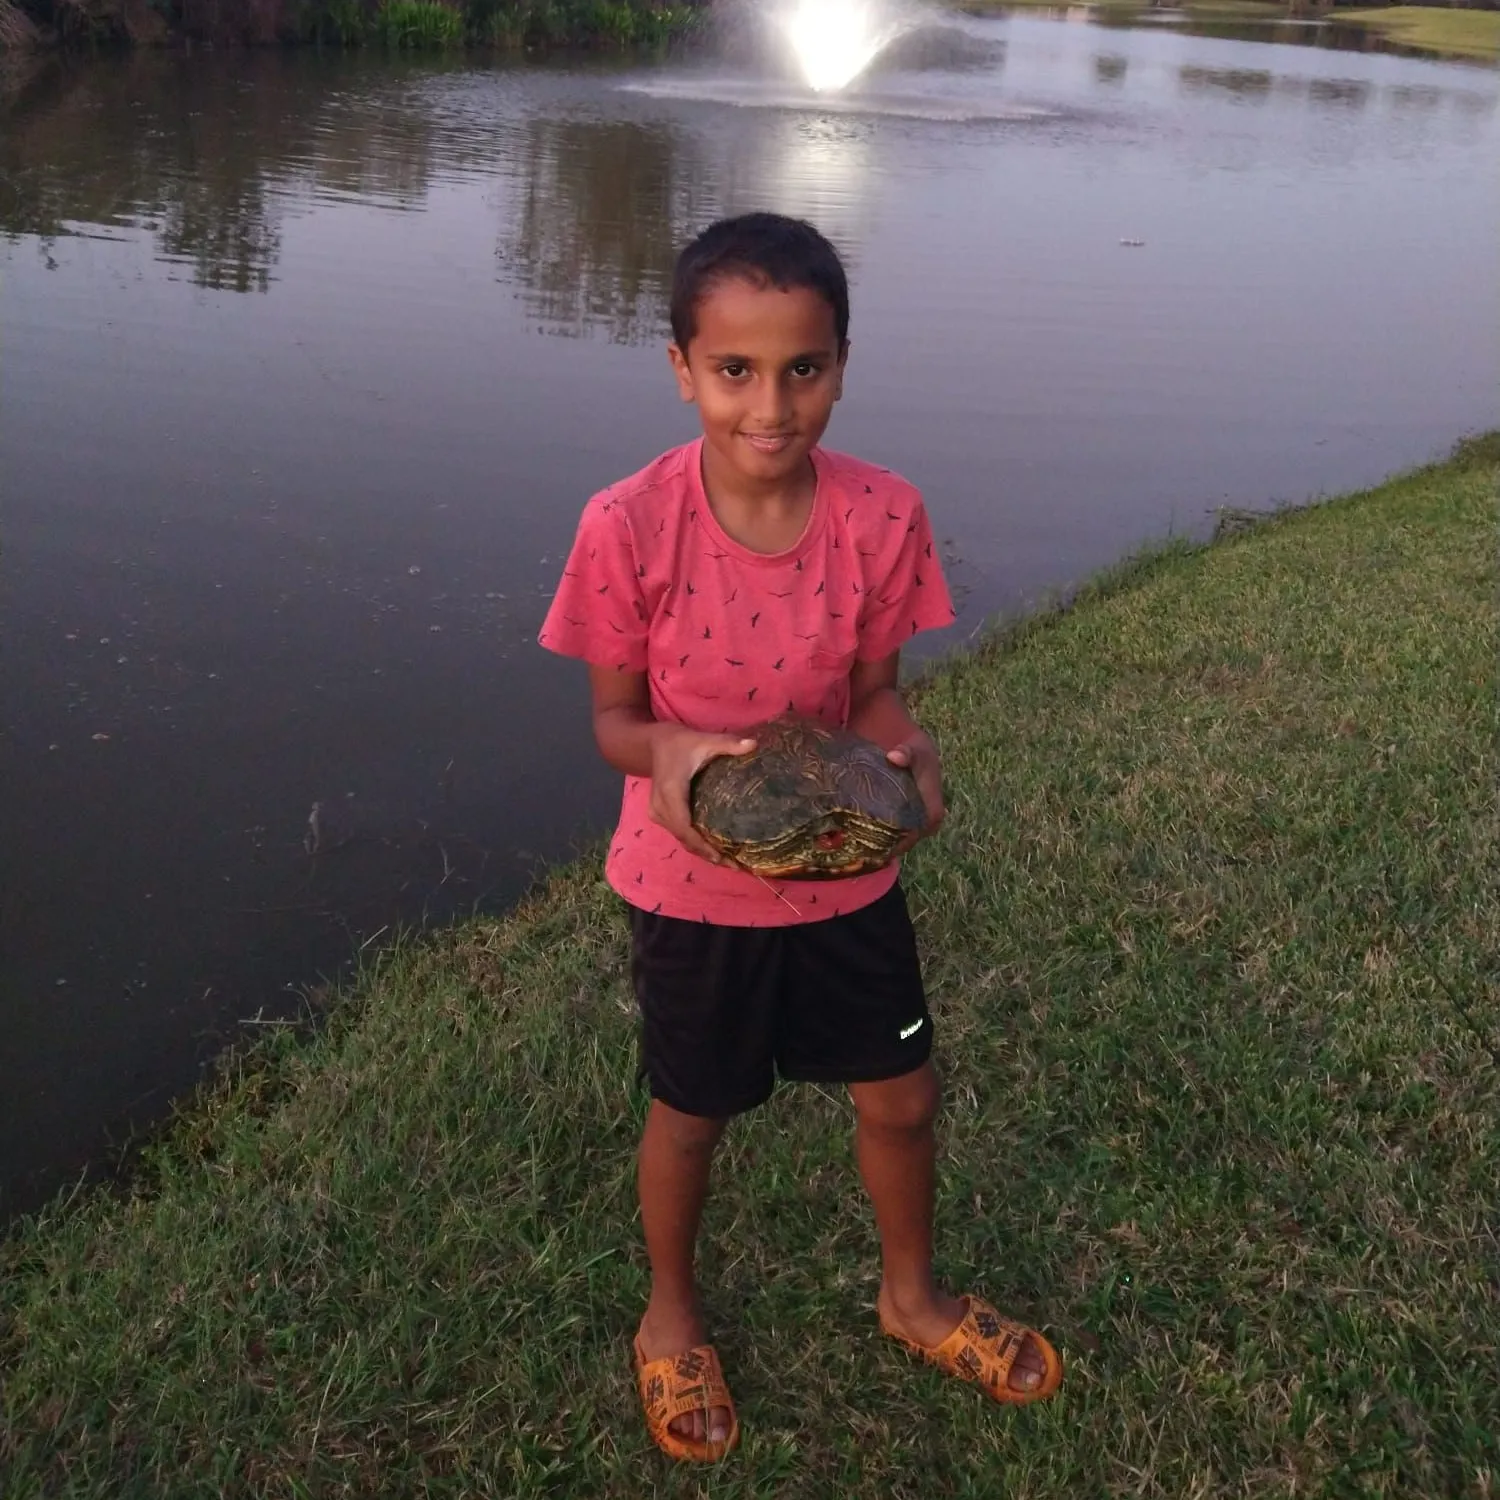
[635,1305,737,1453]
[877,1287,1061,1400]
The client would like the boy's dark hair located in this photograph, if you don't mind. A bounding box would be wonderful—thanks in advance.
[670,212,850,351]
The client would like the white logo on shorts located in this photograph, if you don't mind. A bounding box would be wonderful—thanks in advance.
[899,1018,925,1041]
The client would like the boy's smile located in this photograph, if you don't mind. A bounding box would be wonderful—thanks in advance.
[668,276,847,507]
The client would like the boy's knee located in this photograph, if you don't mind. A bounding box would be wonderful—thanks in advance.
[851,1065,940,1135]
[649,1099,728,1154]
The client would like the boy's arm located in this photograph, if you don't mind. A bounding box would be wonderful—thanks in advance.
[589,665,677,778]
[847,652,946,842]
[588,666,755,864]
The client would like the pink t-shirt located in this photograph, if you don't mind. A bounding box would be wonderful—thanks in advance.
[538,438,956,926]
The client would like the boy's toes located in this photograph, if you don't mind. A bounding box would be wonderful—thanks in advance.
[1010,1339,1047,1392]
[667,1404,731,1442]
[634,1336,739,1461]
[881,1294,1063,1404]
[670,1410,703,1442]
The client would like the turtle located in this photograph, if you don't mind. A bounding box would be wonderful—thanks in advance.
[688,714,927,879]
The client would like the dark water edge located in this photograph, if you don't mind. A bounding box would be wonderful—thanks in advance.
[6,431,1494,1251]
[0,440,1473,1236]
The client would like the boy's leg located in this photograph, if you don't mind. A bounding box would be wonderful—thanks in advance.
[628,906,783,1447]
[849,1064,1049,1394]
[777,888,1054,1395]
[635,1098,732,1444]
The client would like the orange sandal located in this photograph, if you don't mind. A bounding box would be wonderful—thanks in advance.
[632,1337,741,1463]
[881,1294,1064,1404]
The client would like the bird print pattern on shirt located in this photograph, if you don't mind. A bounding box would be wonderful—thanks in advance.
[537,440,956,926]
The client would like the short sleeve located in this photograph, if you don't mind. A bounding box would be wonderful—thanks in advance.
[856,493,957,661]
[537,496,649,671]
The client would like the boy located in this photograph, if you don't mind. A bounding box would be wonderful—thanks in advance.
[538,213,1062,1463]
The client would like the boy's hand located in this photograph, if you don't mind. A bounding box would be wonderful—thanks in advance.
[885,731,946,856]
[649,725,757,863]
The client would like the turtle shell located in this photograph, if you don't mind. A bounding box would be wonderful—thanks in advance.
[689,715,927,879]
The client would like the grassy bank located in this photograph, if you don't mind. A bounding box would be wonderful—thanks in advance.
[1336,4,1500,58]
[958,0,1295,17]
[959,0,1500,61]
[4,437,1498,1497]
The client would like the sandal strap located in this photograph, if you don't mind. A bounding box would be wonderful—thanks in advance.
[889,1294,1062,1402]
[934,1298,1028,1389]
[637,1344,733,1431]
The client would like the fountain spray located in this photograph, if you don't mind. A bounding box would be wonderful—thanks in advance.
[771,0,919,93]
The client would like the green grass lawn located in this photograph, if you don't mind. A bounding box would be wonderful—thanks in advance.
[957,0,1292,15]
[1336,5,1500,60]
[3,436,1498,1497]
[958,0,1500,59]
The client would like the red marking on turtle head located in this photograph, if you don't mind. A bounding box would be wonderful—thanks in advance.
[815,830,845,852]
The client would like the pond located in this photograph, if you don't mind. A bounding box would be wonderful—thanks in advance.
[1,10,1495,1220]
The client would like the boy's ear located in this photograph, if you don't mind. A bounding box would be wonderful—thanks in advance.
[835,338,850,400]
[667,343,696,404]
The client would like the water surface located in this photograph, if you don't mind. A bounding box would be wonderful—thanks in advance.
[2,15,1495,1218]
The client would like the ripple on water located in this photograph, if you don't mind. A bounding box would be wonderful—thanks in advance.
[617,75,1065,123]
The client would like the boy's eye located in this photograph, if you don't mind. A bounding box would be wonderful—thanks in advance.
[720,362,749,379]
[791,361,820,378]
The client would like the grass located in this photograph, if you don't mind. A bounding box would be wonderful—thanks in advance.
[1335,5,1500,60]
[477,0,702,47]
[957,0,1298,17]
[3,435,1499,1497]
[371,0,464,47]
[958,0,1500,58]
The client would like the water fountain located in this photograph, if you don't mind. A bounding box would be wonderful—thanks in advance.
[771,0,920,94]
[621,0,1040,124]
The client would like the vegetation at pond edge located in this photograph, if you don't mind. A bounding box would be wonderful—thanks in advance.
[4,0,1498,54]
[1337,3,1500,58]
[953,0,1500,62]
[0,0,703,51]
[3,435,1497,1497]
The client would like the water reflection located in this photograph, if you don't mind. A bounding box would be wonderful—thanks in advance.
[720,114,874,268]
[1179,64,1273,100]
[492,107,875,343]
[0,53,458,291]
[2,57,299,288]
[494,118,706,343]
[1,42,1488,334]
[155,179,280,292]
[1,51,888,340]
[1387,83,1443,112]
[1449,89,1496,118]
[1308,76,1372,110]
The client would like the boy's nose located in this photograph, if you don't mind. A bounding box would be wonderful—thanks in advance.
[751,379,793,427]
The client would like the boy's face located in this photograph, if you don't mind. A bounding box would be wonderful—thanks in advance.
[668,276,847,493]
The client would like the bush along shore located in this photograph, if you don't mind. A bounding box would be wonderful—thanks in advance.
[6,0,1500,57]
[3,436,1498,1497]
[1,0,706,52]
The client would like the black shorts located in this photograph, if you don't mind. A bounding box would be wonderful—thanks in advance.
[628,882,933,1118]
